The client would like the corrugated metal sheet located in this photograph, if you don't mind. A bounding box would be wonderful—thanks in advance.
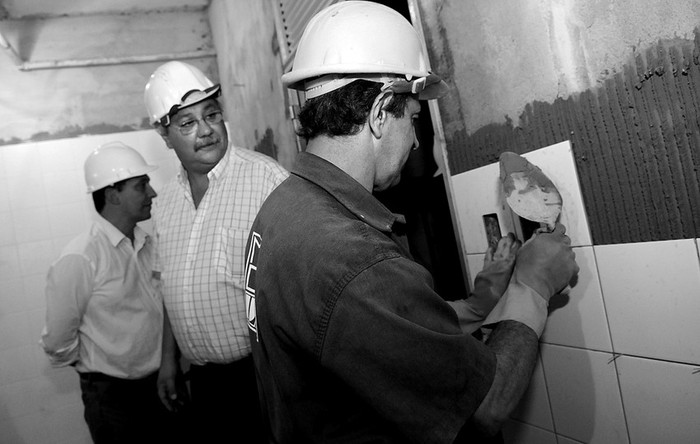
[277,0,338,70]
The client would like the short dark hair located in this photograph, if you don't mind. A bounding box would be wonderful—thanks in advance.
[297,80,410,141]
[91,180,127,213]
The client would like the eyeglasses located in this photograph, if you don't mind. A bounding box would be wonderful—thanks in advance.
[172,110,223,135]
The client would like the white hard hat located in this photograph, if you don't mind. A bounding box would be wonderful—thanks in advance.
[84,142,158,193]
[144,61,221,126]
[281,1,447,100]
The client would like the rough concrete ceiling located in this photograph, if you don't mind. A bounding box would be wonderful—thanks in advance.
[0,0,210,19]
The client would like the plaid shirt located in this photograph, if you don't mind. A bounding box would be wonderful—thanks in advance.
[154,145,288,364]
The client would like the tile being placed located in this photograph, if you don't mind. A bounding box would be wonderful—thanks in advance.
[450,140,591,256]
[617,355,700,444]
[451,161,510,254]
[541,247,612,352]
[595,239,700,364]
[540,344,628,444]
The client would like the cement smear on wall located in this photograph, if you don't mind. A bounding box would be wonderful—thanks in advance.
[445,34,700,245]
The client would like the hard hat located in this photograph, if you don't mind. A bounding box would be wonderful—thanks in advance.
[281,1,447,100]
[84,142,158,193]
[144,61,221,126]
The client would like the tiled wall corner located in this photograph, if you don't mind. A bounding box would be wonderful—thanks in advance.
[595,239,700,364]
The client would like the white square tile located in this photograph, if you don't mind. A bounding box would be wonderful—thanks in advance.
[17,240,55,277]
[6,169,47,211]
[0,379,42,420]
[0,211,16,246]
[617,356,700,444]
[541,247,612,351]
[451,161,510,254]
[450,140,592,255]
[510,353,553,430]
[0,312,32,350]
[2,143,39,179]
[13,207,52,243]
[595,239,700,364]
[502,420,557,444]
[0,345,40,386]
[44,402,93,444]
[48,202,90,238]
[0,245,21,277]
[38,140,83,173]
[0,278,25,315]
[43,170,85,205]
[540,344,628,444]
[0,175,11,213]
[24,275,48,311]
[0,412,52,444]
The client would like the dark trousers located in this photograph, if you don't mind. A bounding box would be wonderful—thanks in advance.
[188,355,265,443]
[79,371,185,444]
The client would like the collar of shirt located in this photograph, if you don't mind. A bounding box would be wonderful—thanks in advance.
[94,214,150,251]
[291,152,405,233]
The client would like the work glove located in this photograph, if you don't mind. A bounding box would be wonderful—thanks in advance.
[511,223,579,302]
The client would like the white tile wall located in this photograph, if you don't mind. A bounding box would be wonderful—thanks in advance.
[541,246,612,351]
[596,239,700,364]
[617,356,700,444]
[540,344,628,443]
[502,420,558,444]
[452,141,700,443]
[0,131,176,444]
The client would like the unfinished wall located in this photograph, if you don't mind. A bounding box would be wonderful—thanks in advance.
[0,8,215,144]
[208,0,297,169]
[419,0,700,244]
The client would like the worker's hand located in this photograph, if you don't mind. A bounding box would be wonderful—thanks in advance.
[157,358,189,413]
[511,223,578,302]
[471,233,521,307]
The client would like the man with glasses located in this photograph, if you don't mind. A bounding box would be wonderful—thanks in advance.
[144,61,288,443]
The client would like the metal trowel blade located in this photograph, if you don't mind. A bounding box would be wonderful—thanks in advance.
[499,151,562,231]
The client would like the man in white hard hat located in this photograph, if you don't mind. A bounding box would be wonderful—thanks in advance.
[244,2,579,443]
[144,60,288,443]
[40,142,181,443]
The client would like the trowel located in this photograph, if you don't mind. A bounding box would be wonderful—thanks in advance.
[499,152,562,232]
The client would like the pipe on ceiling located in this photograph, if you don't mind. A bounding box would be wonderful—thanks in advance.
[16,48,217,71]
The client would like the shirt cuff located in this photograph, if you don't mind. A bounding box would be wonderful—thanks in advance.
[481,280,548,337]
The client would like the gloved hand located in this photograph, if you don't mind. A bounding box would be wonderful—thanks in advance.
[511,223,579,302]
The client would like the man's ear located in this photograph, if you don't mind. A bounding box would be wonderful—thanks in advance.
[155,125,174,149]
[104,187,120,206]
[368,90,394,139]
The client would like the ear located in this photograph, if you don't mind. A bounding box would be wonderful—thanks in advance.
[155,125,174,149]
[104,187,121,206]
[368,90,394,139]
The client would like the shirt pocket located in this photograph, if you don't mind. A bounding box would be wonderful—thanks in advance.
[217,227,250,285]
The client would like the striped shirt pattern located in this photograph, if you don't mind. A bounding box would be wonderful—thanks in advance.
[154,145,288,365]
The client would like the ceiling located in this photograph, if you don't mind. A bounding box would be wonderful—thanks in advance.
[0,0,210,19]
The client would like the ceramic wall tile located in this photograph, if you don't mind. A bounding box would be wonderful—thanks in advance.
[0,211,15,246]
[556,435,587,444]
[502,420,557,444]
[465,252,486,287]
[0,245,21,277]
[43,170,85,205]
[451,160,511,254]
[510,353,553,430]
[13,207,52,244]
[541,247,612,352]
[17,240,54,277]
[450,140,591,256]
[617,355,700,444]
[48,202,90,238]
[540,344,628,444]
[595,239,700,364]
